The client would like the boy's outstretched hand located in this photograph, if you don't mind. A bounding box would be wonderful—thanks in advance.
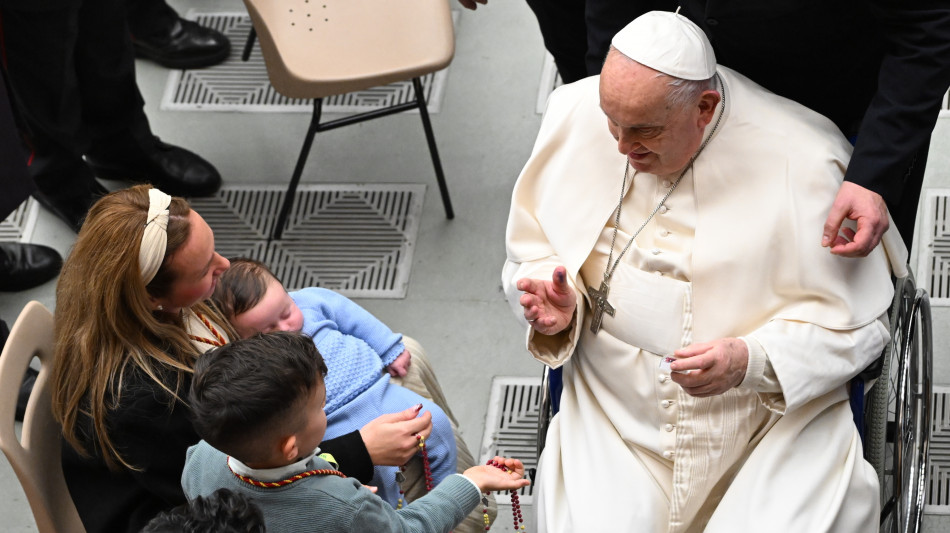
[464,456,530,493]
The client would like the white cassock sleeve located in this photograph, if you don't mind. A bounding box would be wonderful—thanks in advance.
[741,316,890,414]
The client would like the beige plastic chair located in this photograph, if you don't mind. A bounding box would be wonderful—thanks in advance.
[0,301,84,533]
[241,0,456,239]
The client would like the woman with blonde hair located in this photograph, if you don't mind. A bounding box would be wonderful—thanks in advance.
[51,185,434,533]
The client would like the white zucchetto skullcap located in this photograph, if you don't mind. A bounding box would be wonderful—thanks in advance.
[611,9,716,80]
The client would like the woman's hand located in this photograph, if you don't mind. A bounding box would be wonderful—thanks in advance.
[517,266,576,335]
[359,404,432,466]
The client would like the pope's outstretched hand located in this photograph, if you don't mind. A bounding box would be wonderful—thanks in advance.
[516,266,576,336]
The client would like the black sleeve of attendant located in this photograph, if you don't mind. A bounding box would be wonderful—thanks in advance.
[846,0,950,204]
[321,430,374,484]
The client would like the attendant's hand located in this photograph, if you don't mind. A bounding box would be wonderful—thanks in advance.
[464,456,531,493]
[359,404,432,466]
[385,349,412,377]
[457,0,487,10]
[516,266,576,336]
[669,338,748,397]
[821,181,889,257]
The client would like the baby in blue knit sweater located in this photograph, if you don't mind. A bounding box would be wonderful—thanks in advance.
[184,331,529,533]
[212,259,457,508]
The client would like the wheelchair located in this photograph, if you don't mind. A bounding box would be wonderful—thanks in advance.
[534,274,933,533]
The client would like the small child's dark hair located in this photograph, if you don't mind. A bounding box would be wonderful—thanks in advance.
[139,488,265,533]
[212,258,281,320]
[189,331,328,463]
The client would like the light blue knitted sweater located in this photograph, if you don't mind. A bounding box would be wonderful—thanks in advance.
[291,288,404,415]
[182,441,481,533]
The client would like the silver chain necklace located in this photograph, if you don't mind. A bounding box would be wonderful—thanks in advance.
[588,73,726,334]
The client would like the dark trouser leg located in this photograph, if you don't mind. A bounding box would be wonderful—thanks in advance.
[0,68,33,219]
[1,3,86,157]
[523,0,589,83]
[1,0,149,156]
[0,0,137,230]
[74,0,152,150]
[125,0,179,42]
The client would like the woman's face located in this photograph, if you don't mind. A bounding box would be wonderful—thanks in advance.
[154,210,230,314]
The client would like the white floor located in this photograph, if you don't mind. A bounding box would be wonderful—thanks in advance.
[1,0,949,531]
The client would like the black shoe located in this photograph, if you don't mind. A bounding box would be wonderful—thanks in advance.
[32,174,109,233]
[85,136,222,198]
[133,18,231,70]
[15,367,38,422]
[0,242,62,292]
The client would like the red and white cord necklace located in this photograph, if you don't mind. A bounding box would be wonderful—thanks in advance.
[189,310,227,347]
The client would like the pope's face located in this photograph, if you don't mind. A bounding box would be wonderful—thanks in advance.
[600,51,717,177]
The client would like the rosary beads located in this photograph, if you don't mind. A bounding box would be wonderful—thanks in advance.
[396,435,434,509]
[396,438,527,531]
[484,459,525,531]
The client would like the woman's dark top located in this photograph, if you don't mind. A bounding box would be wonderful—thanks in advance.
[62,365,373,533]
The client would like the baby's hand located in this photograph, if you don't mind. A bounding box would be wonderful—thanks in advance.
[463,456,530,493]
[385,349,412,377]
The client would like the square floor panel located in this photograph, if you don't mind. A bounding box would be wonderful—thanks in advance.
[479,376,542,505]
[917,189,950,305]
[190,184,424,298]
[161,12,451,114]
[928,386,950,514]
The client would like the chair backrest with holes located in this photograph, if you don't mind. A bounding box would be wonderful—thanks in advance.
[243,0,454,98]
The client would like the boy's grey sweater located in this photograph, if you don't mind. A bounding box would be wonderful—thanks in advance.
[182,441,481,533]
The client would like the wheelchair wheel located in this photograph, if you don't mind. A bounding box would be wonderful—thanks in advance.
[865,276,933,533]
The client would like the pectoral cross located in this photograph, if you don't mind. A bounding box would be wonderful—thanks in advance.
[587,280,615,334]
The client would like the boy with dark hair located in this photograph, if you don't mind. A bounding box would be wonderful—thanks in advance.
[211,258,458,509]
[183,332,529,533]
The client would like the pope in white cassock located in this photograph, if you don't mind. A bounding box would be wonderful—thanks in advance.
[502,10,908,533]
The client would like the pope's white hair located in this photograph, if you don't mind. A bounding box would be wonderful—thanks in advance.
[661,74,717,110]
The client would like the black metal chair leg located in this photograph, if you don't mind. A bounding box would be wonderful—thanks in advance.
[242,27,257,62]
[412,77,454,219]
[272,98,323,241]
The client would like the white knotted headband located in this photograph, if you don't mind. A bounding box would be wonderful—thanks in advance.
[139,188,172,284]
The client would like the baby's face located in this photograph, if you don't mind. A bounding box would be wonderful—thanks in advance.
[231,277,305,339]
